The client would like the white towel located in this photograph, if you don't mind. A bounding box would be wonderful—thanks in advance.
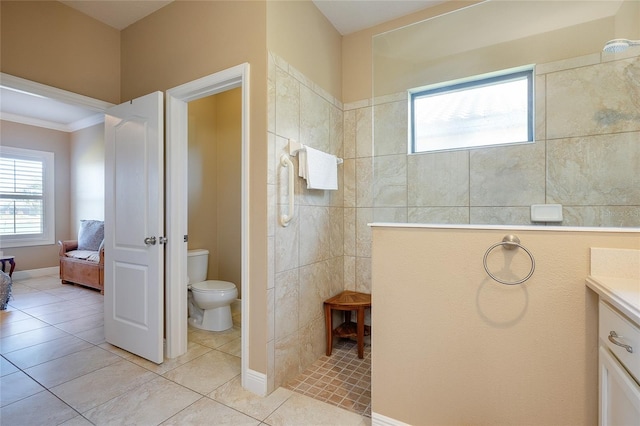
[298,146,338,190]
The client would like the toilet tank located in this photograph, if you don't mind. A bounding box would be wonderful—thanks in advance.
[187,249,209,284]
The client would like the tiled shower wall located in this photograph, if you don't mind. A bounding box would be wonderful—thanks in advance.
[366,52,640,228]
[267,53,345,390]
[266,49,639,391]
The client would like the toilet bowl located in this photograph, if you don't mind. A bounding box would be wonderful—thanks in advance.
[187,249,238,331]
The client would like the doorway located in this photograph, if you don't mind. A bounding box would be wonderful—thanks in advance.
[165,63,260,394]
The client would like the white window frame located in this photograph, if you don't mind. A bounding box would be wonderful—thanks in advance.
[0,146,55,248]
[409,65,535,154]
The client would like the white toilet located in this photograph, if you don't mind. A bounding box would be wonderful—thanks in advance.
[187,249,238,331]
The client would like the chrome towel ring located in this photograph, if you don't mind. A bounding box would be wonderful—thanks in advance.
[483,235,535,285]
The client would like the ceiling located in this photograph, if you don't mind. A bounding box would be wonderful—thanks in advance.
[57,0,445,35]
[1,0,444,132]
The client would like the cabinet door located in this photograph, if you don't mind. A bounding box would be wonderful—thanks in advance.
[600,346,640,425]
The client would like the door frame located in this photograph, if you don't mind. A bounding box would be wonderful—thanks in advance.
[165,63,257,391]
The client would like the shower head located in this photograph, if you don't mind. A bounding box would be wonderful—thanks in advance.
[602,39,640,53]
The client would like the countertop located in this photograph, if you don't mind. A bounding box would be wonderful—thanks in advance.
[586,275,640,325]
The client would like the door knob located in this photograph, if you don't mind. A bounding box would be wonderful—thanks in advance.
[144,236,157,245]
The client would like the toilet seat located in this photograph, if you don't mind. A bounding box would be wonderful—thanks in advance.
[190,280,236,293]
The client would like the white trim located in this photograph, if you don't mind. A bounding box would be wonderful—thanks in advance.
[68,113,105,132]
[0,73,113,112]
[0,111,105,133]
[371,412,411,426]
[368,222,640,233]
[0,73,112,132]
[165,64,252,392]
[243,369,268,397]
[11,266,59,280]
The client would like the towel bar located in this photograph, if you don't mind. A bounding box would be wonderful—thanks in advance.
[288,139,343,164]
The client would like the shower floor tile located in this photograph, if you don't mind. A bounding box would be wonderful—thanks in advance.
[284,339,371,417]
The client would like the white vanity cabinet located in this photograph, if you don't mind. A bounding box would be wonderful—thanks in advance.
[598,301,640,425]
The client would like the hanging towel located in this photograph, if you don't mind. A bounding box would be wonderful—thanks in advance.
[298,146,338,190]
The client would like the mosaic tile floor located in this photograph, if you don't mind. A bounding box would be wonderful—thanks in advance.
[285,339,372,417]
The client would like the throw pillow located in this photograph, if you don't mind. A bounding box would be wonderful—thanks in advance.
[78,220,104,251]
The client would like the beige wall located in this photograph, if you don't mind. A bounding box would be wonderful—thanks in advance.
[342,0,480,103]
[372,1,628,97]
[371,225,640,424]
[0,1,121,104]
[215,89,242,295]
[70,124,105,232]
[121,0,268,374]
[188,96,220,280]
[188,89,242,298]
[0,120,71,270]
[266,0,342,100]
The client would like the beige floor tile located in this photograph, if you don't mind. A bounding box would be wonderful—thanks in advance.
[74,325,106,344]
[21,299,85,317]
[55,312,104,334]
[51,358,157,413]
[35,304,102,325]
[7,283,39,295]
[71,292,105,307]
[0,325,70,354]
[0,386,77,425]
[25,345,120,388]
[0,355,19,376]
[218,336,242,357]
[59,415,95,425]
[83,376,201,425]
[210,375,294,421]
[188,324,241,349]
[163,350,240,395]
[0,370,46,406]
[98,342,138,359]
[3,275,364,425]
[264,393,365,426]
[22,276,66,291]
[161,396,261,425]
[3,334,93,370]
[0,308,31,324]
[7,291,65,309]
[128,340,212,375]
[0,316,49,337]
[43,284,92,297]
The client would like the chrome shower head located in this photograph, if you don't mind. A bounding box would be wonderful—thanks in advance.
[603,39,640,53]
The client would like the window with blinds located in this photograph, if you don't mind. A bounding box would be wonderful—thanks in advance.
[410,66,534,153]
[0,146,54,247]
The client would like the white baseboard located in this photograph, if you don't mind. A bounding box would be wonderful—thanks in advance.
[243,368,267,397]
[372,412,411,426]
[12,266,59,281]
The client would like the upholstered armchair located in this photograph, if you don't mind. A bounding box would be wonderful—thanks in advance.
[59,220,104,293]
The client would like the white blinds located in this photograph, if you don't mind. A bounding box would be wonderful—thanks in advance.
[0,156,44,235]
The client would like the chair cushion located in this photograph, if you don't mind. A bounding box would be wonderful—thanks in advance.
[78,220,104,251]
[65,250,101,263]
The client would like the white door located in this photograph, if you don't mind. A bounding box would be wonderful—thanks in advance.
[104,92,164,364]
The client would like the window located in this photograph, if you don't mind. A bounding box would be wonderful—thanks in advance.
[410,67,534,153]
[0,146,54,247]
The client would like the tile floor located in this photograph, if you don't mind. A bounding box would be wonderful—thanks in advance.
[0,273,370,425]
[285,340,371,417]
